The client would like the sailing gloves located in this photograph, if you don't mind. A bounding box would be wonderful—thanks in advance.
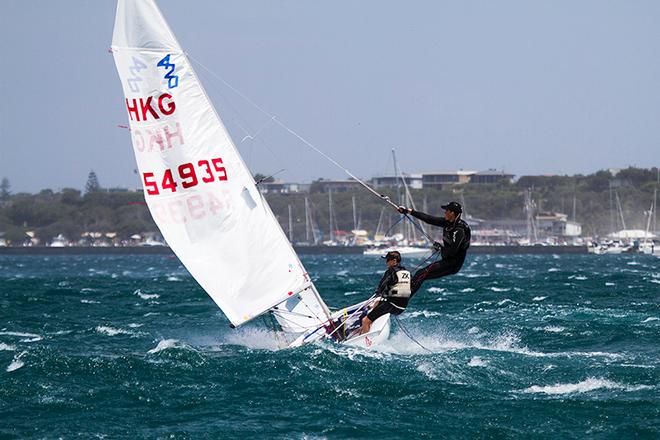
[432,241,443,252]
[397,206,412,214]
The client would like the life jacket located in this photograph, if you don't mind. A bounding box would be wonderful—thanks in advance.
[387,269,412,299]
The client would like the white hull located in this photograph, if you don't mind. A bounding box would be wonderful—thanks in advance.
[363,246,430,258]
[589,245,630,255]
[288,299,390,348]
[342,314,390,348]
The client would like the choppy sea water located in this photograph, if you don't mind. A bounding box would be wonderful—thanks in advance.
[1,253,659,439]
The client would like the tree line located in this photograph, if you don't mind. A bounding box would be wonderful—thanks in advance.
[0,168,658,244]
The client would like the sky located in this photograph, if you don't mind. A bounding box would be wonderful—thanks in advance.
[1,0,659,193]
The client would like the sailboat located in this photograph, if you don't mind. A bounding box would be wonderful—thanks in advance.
[110,0,389,348]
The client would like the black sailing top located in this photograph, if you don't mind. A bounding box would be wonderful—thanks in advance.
[410,210,471,261]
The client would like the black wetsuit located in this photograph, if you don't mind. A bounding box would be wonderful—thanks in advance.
[366,264,409,322]
[409,210,471,295]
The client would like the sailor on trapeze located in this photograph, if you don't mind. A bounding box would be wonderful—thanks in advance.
[400,201,471,295]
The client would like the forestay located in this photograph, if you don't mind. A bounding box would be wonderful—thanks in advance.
[111,0,330,330]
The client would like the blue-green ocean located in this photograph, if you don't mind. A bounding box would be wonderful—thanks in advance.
[1,253,659,439]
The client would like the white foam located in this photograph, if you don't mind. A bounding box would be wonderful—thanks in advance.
[538,326,565,333]
[167,276,181,282]
[427,287,445,293]
[95,326,131,337]
[336,270,348,277]
[468,356,488,367]
[80,299,100,304]
[148,339,181,354]
[388,328,623,360]
[128,323,143,328]
[521,378,652,395]
[416,361,438,379]
[134,289,160,300]
[568,275,588,281]
[605,282,615,286]
[461,288,475,292]
[467,326,480,334]
[490,287,511,292]
[642,317,658,323]
[0,331,42,342]
[533,296,547,301]
[343,291,359,296]
[547,268,560,272]
[320,343,390,361]
[0,343,16,351]
[223,328,281,351]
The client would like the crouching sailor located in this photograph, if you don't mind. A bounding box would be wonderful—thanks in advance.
[359,251,411,335]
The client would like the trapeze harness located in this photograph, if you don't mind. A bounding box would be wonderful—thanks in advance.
[385,269,412,300]
[378,267,412,313]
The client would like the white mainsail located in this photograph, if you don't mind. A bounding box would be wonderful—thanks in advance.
[111,0,330,330]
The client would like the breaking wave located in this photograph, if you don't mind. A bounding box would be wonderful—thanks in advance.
[0,331,42,342]
[520,378,653,395]
[148,339,184,354]
[95,326,133,337]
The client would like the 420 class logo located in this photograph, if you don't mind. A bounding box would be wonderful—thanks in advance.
[157,54,179,89]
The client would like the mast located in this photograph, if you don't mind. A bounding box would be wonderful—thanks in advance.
[615,190,626,230]
[525,189,538,243]
[328,189,334,242]
[654,187,657,235]
[391,147,427,243]
[304,197,311,243]
[288,204,293,242]
[374,207,385,238]
[643,199,653,247]
[391,149,403,208]
[391,149,405,241]
[460,192,469,219]
[609,181,615,233]
[352,195,358,231]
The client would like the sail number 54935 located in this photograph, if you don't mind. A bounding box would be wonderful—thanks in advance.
[143,158,228,195]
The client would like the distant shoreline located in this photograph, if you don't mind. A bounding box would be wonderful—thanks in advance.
[0,245,589,255]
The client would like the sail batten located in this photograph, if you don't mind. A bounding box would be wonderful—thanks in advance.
[111,0,329,329]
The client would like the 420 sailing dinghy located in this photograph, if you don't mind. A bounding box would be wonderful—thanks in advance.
[110,0,390,348]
